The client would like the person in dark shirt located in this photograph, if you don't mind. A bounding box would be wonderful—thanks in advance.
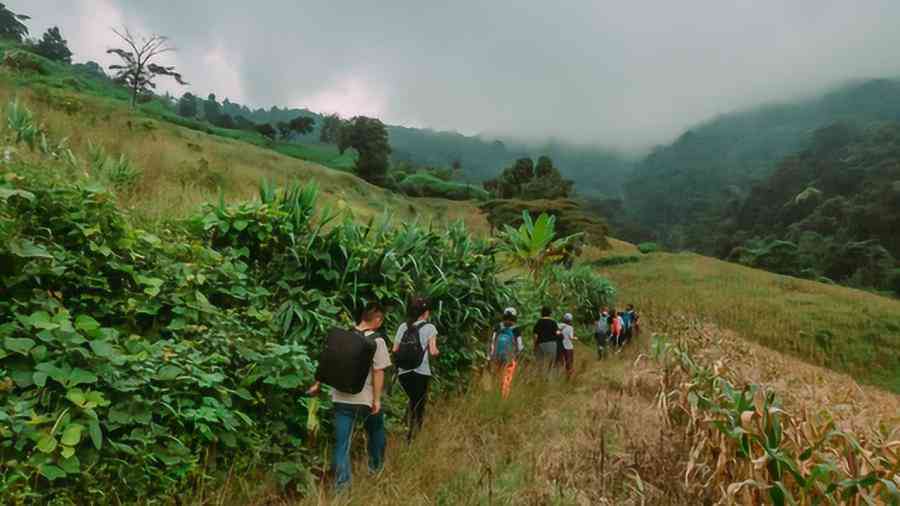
[532,306,561,371]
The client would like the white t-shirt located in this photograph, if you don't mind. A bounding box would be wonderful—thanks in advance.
[395,321,438,376]
[560,323,575,350]
[331,331,391,407]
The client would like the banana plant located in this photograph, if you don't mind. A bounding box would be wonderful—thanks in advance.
[499,211,582,279]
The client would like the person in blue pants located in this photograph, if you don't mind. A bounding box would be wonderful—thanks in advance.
[308,303,391,490]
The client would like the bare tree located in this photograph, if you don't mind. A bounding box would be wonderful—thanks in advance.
[107,27,187,109]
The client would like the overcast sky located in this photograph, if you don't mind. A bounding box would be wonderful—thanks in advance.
[18,0,900,151]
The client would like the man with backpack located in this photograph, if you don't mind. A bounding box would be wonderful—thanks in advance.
[533,306,561,371]
[393,296,439,442]
[490,307,522,399]
[307,303,390,490]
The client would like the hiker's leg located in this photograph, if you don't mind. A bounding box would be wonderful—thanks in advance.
[332,403,358,489]
[364,410,386,474]
[411,374,430,437]
[400,373,428,441]
[501,360,516,399]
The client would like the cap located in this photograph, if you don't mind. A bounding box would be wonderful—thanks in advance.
[563,313,573,322]
[503,307,518,317]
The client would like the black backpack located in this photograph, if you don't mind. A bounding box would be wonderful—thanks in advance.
[394,322,426,370]
[315,327,377,394]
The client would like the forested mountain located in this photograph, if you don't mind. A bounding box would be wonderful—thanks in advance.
[623,79,900,251]
[727,122,900,292]
[214,99,632,196]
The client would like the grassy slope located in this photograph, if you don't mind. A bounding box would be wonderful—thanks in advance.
[0,81,489,234]
[600,252,900,393]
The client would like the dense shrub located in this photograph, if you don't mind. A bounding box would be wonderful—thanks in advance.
[637,242,659,254]
[545,266,616,323]
[481,198,609,248]
[589,255,642,267]
[0,171,511,503]
[397,172,489,201]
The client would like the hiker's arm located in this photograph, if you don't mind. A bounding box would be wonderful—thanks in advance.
[428,334,439,356]
[306,381,321,395]
[489,332,496,356]
[371,368,384,414]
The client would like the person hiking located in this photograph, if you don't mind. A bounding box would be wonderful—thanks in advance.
[490,307,522,399]
[393,295,439,442]
[595,306,610,359]
[608,308,624,349]
[621,304,637,345]
[307,302,390,490]
[533,306,561,371]
[559,313,578,378]
[623,304,640,342]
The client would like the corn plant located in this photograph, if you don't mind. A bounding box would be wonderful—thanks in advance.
[86,141,141,190]
[499,210,582,279]
[6,98,41,150]
[651,334,900,505]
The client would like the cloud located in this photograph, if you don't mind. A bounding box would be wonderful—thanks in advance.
[17,0,900,150]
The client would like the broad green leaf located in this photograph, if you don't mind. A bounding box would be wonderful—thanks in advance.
[74,315,100,333]
[88,420,103,450]
[234,219,249,231]
[0,188,35,202]
[39,464,66,481]
[33,371,48,388]
[9,239,52,259]
[59,455,80,474]
[61,424,83,446]
[68,368,98,386]
[60,445,75,459]
[89,340,114,358]
[157,365,183,381]
[66,389,86,407]
[36,434,58,454]
[4,337,35,355]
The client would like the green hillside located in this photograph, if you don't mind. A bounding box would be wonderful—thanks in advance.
[624,79,900,251]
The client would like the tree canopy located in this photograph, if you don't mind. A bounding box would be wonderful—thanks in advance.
[338,116,392,185]
[0,3,29,43]
[31,26,72,64]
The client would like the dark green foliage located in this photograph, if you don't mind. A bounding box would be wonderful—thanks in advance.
[397,172,489,201]
[319,113,343,144]
[483,156,573,200]
[176,92,198,118]
[0,170,511,502]
[589,255,642,267]
[30,26,72,64]
[338,116,392,186]
[2,47,47,74]
[480,198,609,248]
[0,2,28,43]
[545,266,616,324]
[256,123,277,142]
[724,122,900,291]
[624,79,900,255]
[637,242,659,254]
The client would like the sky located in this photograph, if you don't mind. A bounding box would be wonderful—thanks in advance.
[18,0,900,151]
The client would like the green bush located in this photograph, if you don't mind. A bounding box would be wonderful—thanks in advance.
[397,172,489,201]
[2,49,49,75]
[589,255,641,267]
[545,266,616,323]
[637,242,659,254]
[0,172,511,503]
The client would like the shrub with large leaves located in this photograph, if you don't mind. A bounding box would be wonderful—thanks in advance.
[0,168,511,503]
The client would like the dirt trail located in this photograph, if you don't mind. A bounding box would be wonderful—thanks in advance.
[289,331,694,506]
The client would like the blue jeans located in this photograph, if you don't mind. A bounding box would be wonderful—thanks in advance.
[332,402,386,489]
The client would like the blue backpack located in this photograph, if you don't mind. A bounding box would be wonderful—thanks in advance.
[493,325,517,362]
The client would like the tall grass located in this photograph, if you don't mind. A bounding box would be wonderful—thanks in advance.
[600,252,900,393]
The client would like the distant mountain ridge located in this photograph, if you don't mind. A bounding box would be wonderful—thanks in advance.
[623,78,900,250]
[219,101,633,198]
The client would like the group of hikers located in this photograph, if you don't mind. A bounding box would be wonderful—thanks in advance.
[309,295,639,489]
